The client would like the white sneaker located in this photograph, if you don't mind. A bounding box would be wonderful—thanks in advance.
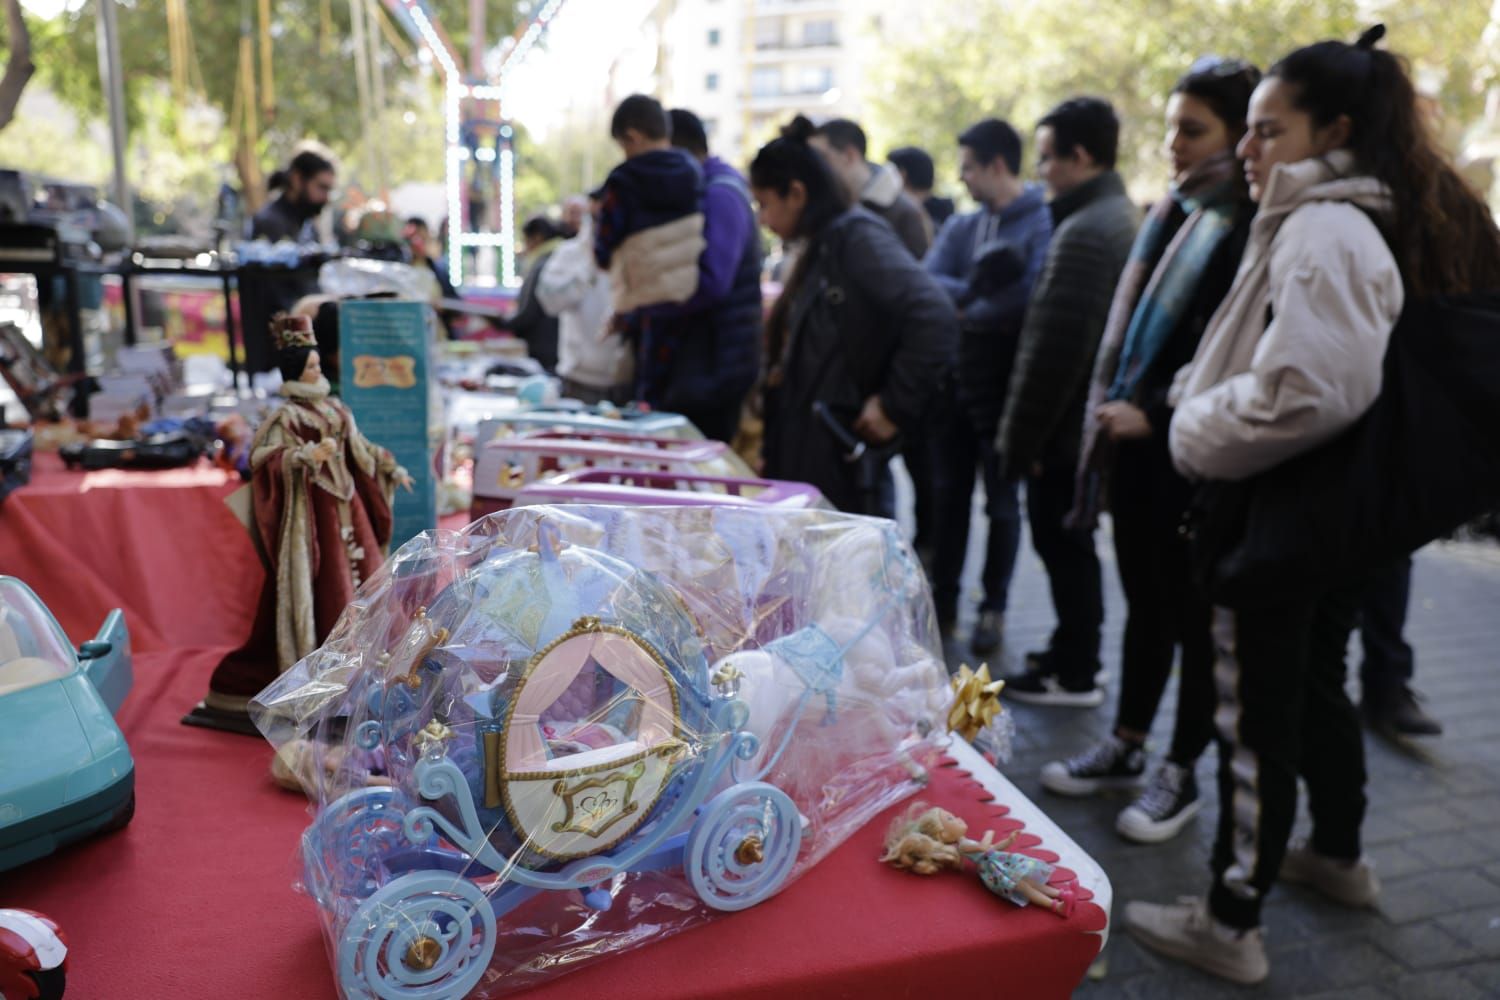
[1039,736,1145,797]
[1124,896,1269,985]
[1279,838,1380,907]
[1116,762,1201,844]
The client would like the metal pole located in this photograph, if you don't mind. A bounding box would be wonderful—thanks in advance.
[468,0,484,78]
[95,0,133,243]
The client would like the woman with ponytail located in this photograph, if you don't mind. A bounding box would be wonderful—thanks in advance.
[1125,27,1500,984]
[750,116,957,514]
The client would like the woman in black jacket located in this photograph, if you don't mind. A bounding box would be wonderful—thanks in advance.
[750,116,958,514]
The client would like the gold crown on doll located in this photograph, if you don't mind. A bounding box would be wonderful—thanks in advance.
[272,313,317,352]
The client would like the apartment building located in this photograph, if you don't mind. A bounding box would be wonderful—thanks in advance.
[661,0,875,165]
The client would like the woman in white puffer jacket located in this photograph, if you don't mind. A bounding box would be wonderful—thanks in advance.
[1125,25,1500,986]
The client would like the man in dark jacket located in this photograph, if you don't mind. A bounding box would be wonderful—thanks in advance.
[809,119,931,259]
[924,119,1053,653]
[628,107,763,443]
[249,150,335,243]
[888,146,956,232]
[997,97,1139,707]
[242,148,335,372]
[810,119,936,546]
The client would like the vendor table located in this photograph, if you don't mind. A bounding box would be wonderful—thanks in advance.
[0,458,1110,999]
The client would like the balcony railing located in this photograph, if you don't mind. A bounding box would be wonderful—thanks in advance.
[753,35,841,50]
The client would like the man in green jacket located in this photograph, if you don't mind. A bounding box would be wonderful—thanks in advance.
[997,97,1140,706]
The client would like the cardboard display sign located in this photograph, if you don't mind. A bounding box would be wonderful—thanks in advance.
[339,300,436,550]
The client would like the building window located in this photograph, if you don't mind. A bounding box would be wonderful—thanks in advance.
[703,118,718,138]
[751,67,781,98]
[754,19,782,50]
[708,28,721,46]
[802,19,836,47]
[797,66,834,94]
[706,72,720,92]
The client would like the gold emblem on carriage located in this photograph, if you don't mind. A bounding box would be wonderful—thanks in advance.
[550,761,647,838]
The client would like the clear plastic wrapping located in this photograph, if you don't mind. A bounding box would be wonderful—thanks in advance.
[251,506,954,998]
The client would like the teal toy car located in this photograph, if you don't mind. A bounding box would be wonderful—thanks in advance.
[0,577,134,873]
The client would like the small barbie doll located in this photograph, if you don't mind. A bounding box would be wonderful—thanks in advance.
[881,804,1075,918]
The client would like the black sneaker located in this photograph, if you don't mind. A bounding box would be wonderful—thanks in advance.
[1362,685,1442,737]
[1004,666,1105,708]
[1116,762,1202,843]
[970,609,1004,656]
[1040,736,1145,796]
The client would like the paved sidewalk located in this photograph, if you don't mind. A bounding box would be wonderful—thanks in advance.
[934,500,1500,997]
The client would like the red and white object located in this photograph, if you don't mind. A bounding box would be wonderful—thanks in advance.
[0,908,67,1000]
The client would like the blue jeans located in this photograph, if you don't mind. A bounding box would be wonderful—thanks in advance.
[1359,557,1414,694]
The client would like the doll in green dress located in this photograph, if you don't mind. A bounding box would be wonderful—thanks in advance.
[880,804,1075,918]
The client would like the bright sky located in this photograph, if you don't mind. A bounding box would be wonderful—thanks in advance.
[19,0,82,17]
[501,0,659,141]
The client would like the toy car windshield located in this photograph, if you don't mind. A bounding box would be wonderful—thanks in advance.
[0,579,77,696]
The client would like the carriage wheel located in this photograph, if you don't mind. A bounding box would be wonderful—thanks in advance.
[306,787,409,906]
[338,872,496,1000]
[685,781,801,911]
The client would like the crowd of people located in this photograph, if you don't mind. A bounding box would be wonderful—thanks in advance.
[529,26,1496,988]
[246,24,1500,988]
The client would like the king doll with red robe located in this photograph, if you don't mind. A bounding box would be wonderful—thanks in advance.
[185,314,409,733]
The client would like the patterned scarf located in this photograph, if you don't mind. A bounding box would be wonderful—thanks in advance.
[1068,153,1242,529]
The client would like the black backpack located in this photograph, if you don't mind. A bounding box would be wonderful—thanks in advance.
[1189,291,1500,606]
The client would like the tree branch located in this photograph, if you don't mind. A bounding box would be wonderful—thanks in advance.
[0,0,35,133]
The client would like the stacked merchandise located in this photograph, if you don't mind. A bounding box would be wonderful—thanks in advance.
[88,343,181,423]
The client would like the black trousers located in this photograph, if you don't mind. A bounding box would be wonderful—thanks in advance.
[1110,440,1215,764]
[1026,455,1103,684]
[1360,556,1415,694]
[1207,582,1366,930]
[676,394,746,446]
[929,412,1023,619]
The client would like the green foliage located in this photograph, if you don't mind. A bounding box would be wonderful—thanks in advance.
[864,0,1496,199]
[13,1,525,216]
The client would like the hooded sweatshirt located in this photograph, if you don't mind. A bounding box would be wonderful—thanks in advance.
[1168,151,1403,482]
[925,183,1053,432]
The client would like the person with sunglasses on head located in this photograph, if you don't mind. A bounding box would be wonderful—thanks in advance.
[1124,27,1500,984]
[1039,60,1261,844]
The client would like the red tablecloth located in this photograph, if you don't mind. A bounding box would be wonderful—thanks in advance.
[1,461,1106,998]
[0,452,263,653]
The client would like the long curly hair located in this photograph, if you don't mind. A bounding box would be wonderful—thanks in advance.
[1271,25,1500,298]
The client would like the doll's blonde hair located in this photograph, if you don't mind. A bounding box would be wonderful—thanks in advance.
[880,830,963,875]
[881,802,972,875]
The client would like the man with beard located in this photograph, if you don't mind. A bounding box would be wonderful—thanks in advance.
[251,150,336,243]
[243,149,336,372]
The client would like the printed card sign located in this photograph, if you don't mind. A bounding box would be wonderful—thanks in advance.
[339,299,435,550]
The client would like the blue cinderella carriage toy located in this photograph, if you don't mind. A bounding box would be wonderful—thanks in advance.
[254,506,952,999]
